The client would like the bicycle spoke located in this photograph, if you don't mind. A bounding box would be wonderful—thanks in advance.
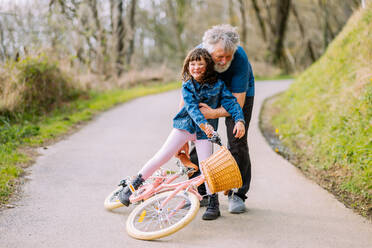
[127,191,200,240]
[131,194,194,232]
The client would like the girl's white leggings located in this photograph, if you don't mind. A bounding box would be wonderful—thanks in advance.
[138,128,212,194]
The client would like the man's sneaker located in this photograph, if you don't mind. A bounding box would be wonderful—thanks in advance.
[200,195,209,207]
[228,194,246,214]
[202,194,220,220]
[118,174,144,206]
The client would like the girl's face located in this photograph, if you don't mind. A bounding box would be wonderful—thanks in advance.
[189,57,206,82]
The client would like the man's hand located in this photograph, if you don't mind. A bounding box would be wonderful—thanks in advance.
[175,142,190,159]
[199,103,216,119]
[233,121,245,138]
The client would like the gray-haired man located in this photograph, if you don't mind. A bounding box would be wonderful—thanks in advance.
[179,24,255,220]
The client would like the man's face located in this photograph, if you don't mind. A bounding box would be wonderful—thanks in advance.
[210,42,234,73]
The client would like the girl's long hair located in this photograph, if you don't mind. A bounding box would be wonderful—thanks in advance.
[181,48,217,85]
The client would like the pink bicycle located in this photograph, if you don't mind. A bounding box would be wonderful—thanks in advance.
[104,132,242,240]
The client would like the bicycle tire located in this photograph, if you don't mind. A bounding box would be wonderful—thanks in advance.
[104,187,124,210]
[126,191,200,240]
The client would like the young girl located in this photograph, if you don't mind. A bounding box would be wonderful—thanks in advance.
[119,48,245,220]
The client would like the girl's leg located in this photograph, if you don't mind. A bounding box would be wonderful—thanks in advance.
[194,140,213,195]
[138,129,196,179]
[195,140,221,220]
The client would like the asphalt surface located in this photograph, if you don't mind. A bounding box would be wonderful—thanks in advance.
[0,80,371,248]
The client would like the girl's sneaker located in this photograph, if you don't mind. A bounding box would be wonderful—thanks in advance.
[118,175,144,206]
[202,194,220,220]
[200,195,209,207]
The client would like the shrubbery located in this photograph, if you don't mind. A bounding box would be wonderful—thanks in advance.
[0,55,81,118]
[0,55,83,203]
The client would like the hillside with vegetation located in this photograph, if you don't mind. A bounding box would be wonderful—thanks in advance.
[261,3,371,218]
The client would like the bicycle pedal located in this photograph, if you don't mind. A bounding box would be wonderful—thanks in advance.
[118,179,127,187]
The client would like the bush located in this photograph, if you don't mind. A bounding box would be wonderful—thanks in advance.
[0,55,81,118]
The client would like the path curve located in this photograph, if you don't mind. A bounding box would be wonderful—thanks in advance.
[0,80,371,248]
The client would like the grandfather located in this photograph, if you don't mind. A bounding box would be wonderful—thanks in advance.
[179,24,255,220]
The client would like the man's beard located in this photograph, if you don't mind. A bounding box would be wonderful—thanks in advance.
[214,54,234,73]
[214,60,232,73]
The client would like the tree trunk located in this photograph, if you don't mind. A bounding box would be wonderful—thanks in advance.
[109,0,115,35]
[166,0,187,62]
[229,0,239,26]
[0,21,7,61]
[88,0,108,74]
[250,0,267,42]
[116,0,126,76]
[238,0,247,49]
[125,0,137,66]
[273,0,291,70]
[319,0,335,50]
[291,2,316,62]
[263,0,276,35]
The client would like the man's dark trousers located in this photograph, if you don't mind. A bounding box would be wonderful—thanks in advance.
[189,96,254,200]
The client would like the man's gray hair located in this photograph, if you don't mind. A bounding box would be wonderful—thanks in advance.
[202,24,240,54]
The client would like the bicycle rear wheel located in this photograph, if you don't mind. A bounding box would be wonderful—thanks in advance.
[126,191,200,240]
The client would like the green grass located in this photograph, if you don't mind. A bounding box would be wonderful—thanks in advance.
[0,81,181,204]
[270,4,372,214]
[255,74,294,81]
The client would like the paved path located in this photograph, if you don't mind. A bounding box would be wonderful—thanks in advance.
[1,80,371,248]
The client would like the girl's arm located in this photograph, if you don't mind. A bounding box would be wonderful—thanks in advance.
[182,83,209,128]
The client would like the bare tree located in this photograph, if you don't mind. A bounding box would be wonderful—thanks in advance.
[115,0,126,76]
[319,0,335,50]
[272,0,292,70]
[229,0,239,26]
[1,0,359,77]
[125,0,137,66]
[250,0,267,42]
[166,0,188,61]
[237,0,248,49]
[291,2,316,62]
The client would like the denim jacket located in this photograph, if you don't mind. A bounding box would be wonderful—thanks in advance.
[173,78,245,140]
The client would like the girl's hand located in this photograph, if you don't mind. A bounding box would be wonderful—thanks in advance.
[233,121,245,138]
[200,123,214,138]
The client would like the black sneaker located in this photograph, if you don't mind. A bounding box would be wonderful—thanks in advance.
[118,174,144,206]
[200,195,209,207]
[202,194,220,220]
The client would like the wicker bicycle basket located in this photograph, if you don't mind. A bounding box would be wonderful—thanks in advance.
[200,146,242,194]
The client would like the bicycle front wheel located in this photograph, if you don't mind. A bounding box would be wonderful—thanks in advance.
[126,191,200,240]
[104,187,124,210]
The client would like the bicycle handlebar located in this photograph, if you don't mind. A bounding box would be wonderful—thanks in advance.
[208,131,222,146]
[199,123,222,146]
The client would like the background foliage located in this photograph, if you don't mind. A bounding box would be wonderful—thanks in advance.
[0,0,362,80]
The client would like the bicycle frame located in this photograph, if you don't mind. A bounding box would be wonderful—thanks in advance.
[130,170,205,206]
